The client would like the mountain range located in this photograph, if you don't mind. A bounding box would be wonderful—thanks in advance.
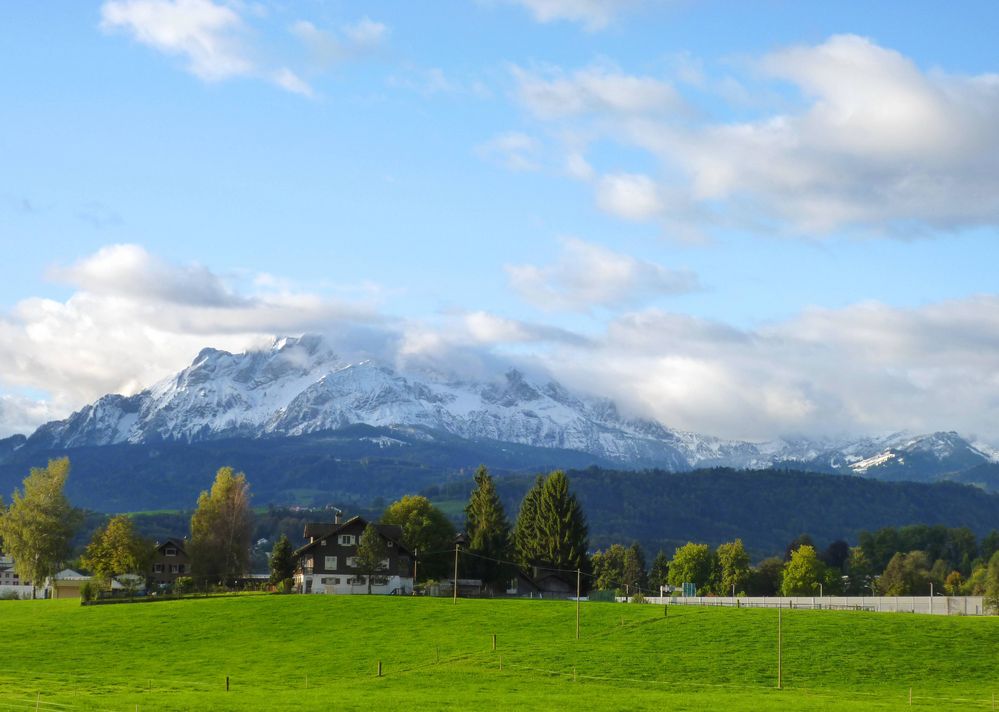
[14,334,995,481]
[2,332,998,516]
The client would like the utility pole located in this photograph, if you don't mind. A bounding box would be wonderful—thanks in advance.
[413,549,418,595]
[576,568,581,640]
[453,544,460,605]
[777,602,783,690]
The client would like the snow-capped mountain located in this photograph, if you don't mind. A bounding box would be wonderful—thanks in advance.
[24,335,997,477]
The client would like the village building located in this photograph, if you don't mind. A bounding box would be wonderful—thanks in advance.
[294,513,413,595]
[0,554,33,599]
[149,538,191,587]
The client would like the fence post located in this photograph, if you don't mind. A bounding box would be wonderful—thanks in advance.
[225,676,229,692]
[492,633,497,651]
[377,661,382,677]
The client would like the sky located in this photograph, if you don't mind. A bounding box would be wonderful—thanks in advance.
[2,0,999,444]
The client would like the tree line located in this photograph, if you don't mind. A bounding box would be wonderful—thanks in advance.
[594,526,999,608]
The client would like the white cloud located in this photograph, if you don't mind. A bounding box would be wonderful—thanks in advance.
[291,17,389,69]
[507,237,698,311]
[0,396,55,440]
[513,63,681,119]
[595,173,662,220]
[498,0,643,30]
[101,0,312,95]
[100,0,251,81]
[476,132,542,171]
[515,34,999,235]
[342,17,389,47]
[0,245,381,431]
[546,296,999,443]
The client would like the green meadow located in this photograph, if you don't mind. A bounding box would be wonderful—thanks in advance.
[1,595,997,711]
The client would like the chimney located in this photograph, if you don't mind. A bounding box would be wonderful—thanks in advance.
[334,508,342,525]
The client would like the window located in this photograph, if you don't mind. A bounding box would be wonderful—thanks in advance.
[178,564,185,574]
[169,564,179,574]
[339,534,355,546]
[153,564,164,573]
[386,540,394,547]
[371,576,389,586]
[324,556,337,571]
[346,556,357,568]
[165,547,177,556]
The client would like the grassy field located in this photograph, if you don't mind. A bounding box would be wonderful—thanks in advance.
[1,595,997,711]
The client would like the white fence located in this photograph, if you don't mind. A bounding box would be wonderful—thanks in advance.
[643,595,988,616]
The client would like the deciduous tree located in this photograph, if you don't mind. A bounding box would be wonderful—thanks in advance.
[716,539,751,596]
[381,495,454,580]
[0,458,81,598]
[81,515,150,588]
[355,523,389,594]
[189,466,252,586]
[781,545,825,595]
[667,542,714,594]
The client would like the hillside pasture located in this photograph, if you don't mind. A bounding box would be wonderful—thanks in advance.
[0,595,997,710]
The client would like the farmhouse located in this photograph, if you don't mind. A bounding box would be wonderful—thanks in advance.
[149,538,191,587]
[294,513,413,595]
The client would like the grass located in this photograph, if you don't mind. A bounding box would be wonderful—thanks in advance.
[0,595,997,710]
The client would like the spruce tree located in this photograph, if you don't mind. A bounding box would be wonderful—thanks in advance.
[536,470,589,573]
[464,465,511,590]
[513,474,545,567]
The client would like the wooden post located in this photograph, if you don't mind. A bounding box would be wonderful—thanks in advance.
[435,645,440,664]
[492,633,497,651]
[377,661,382,677]
[225,676,229,692]
[305,674,308,689]
[413,549,418,593]
[575,568,581,640]
[499,654,503,670]
[908,687,912,705]
[35,692,40,711]
[453,544,459,605]
[777,603,782,690]
[573,666,576,682]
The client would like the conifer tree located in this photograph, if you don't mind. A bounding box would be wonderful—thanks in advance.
[269,534,296,588]
[649,550,670,592]
[513,474,545,567]
[535,470,589,573]
[464,465,511,590]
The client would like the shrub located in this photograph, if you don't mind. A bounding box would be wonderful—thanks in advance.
[174,577,194,595]
[80,581,98,603]
[0,589,22,601]
[630,592,647,604]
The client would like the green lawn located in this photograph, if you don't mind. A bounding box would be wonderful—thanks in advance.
[1,595,997,710]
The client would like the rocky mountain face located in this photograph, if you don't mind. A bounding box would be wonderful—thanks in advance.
[23,335,997,479]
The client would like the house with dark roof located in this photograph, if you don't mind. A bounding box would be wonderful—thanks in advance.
[294,513,414,595]
[149,538,191,587]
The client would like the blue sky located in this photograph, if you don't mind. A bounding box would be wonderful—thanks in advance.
[2,1,999,444]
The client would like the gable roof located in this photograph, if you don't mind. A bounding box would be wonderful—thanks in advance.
[154,538,188,555]
[294,516,410,557]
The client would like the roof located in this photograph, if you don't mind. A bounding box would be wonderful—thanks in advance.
[294,516,411,557]
[154,538,188,555]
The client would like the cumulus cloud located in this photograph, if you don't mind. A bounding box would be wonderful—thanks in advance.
[595,173,663,220]
[514,34,999,235]
[546,297,999,443]
[507,238,698,311]
[0,244,382,432]
[0,396,56,440]
[497,0,644,30]
[98,0,350,96]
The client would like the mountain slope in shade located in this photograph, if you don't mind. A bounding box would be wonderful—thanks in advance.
[21,335,997,481]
